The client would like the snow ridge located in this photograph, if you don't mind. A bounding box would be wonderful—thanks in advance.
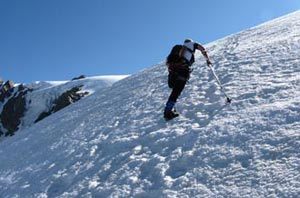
[0,11,300,198]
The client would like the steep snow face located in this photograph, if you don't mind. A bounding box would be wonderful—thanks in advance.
[0,12,300,198]
[20,75,129,131]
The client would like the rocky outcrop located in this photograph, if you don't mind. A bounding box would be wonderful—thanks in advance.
[72,75,86,81]
[35,85,89,123]
[0,80,14,103]
[0,84,30,136]
[0,78,90,138]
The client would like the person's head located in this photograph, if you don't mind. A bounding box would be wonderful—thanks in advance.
[184,38,194,43]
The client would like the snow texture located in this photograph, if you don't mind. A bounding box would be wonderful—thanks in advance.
[0,12,300,198]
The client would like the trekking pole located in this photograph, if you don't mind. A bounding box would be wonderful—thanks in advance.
[208,63,232,104]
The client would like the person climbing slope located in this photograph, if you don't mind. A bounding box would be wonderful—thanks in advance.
[164,38,212,120]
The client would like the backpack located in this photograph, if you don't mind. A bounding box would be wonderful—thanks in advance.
[166,45,184,66]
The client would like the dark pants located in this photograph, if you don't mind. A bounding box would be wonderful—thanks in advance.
[167,70,189,103]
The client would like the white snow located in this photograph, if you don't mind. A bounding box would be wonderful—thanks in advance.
[20,75,128,130]
[0,11,300,198]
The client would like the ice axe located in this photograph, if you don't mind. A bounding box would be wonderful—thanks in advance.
[208,63,232,104]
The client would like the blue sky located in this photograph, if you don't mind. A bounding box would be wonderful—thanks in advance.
[0,0,299,83]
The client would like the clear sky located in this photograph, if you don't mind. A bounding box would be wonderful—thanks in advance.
[0,0,299,83]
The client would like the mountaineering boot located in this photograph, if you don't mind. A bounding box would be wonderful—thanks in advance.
[164,109,179,121]
[164,100,179,120]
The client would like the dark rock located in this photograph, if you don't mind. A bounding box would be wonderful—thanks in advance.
[18,84,25,92]
[0,77,3,85]
[1,90,27,133]
[5,130,15,137]
[35,111,52,123]
[0,83,31,136]
[35,85,89,123]
[72,75,86,81]
[0,80,15,103]
[4,80,14,89]
[52,86,87,112]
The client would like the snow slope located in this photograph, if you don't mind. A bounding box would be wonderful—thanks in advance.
[20,75,129,130]
[0,12,300,198]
